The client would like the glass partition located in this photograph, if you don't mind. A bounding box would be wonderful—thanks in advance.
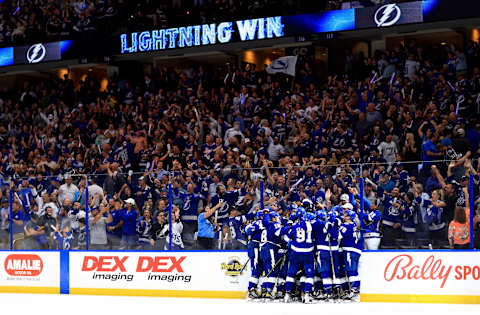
[3,159,477,251]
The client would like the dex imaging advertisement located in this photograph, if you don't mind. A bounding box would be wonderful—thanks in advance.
[69,252,250,297]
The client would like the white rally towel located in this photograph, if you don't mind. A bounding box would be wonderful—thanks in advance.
[266,56,297,77]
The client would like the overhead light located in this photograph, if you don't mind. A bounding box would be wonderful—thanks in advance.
[440,42,447,45]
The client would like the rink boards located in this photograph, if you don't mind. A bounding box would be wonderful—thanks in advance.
[359,251,480,304]
[0,250,478,303]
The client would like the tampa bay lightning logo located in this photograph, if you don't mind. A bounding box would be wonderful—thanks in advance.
[374,4,401,27]
[270,59,288,70]
[26,44,46,63]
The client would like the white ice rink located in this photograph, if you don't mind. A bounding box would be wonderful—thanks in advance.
[4,294,480,315]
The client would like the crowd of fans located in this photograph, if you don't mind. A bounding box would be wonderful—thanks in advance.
[0,0,409,47]
[0,34,480,250]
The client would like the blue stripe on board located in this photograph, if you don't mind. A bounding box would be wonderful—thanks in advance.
[60,250,69,294]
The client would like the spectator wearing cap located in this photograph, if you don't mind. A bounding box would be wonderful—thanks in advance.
[120,198,138,249]
[58,175,79,205]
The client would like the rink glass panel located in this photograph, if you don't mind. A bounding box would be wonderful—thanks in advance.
[4,160,478,251]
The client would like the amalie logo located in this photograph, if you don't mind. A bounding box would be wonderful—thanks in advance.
[384,254,480,288]
[4,254,43,276]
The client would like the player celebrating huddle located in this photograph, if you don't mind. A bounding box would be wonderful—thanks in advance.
[244,193,363,303]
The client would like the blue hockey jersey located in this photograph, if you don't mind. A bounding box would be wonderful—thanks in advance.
[339,221,362,254]
[228,213,254,244]
[287,220,314,253]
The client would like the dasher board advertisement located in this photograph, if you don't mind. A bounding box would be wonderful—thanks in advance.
[69,251,250,298]
[0,252,60,294]
[359,251,480,304]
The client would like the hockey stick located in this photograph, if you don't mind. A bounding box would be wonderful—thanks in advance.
[327,234,344,299]
[265,251,287,278]
[343,250,353,297]
[240,258,250,275]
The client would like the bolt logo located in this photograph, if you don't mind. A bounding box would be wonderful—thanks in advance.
[221,257,243,277]
[374,4,401,27]
[270,59,288,70]
[26,44,46,63]
[4,254,43,276]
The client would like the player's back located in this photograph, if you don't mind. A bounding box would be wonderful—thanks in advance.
[312,219,331,250]
[260,220,282,248]
[289,220,314,253]
[245,220,263,243]
[339,221,362,253]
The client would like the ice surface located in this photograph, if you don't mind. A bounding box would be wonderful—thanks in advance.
[4,293,479,315]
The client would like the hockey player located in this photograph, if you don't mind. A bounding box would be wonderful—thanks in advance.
[325,208,343,298]
[312,209,337,300]
[302,199,314,212]
[245,211,264,299]
[259,210,283,300]
[339,210,362,298]
[228,209,254,250]
[284,209,315,303]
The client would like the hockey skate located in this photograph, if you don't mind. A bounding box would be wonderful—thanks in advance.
[247,288,259,301]
[349,289,360,302]
[275,290,285,301]
[262,290,276,302]
[303,293,313,304]
[284,293,293,303]
[340,289,352,301]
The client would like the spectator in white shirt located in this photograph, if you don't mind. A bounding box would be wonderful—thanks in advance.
[378,134,398,165]
[58,175,79,206]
